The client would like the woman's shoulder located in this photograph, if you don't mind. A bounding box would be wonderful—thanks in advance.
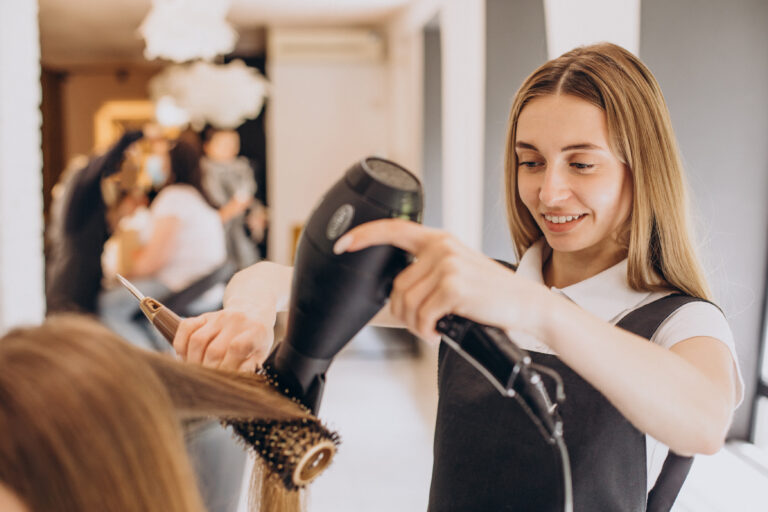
[652,295,744,404]
[151,185,205,213]
[652,296,731,346]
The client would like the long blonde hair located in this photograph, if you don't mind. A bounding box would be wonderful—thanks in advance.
[0,315,313,512]
[504,42,712,300]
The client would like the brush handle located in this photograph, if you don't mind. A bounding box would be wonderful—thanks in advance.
[153,307,182,344]
[139,297,182,345]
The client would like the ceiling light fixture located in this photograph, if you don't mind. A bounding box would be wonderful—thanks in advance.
[139,0,238,62]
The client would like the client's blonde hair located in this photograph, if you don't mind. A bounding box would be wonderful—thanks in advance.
[0,315,312,512]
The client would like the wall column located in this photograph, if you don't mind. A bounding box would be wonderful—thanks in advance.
[440,0,485,249]
[0,0,45,332]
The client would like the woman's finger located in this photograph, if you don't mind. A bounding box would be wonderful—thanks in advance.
[173,315,207,358]
[398,264,446,336]
[185,317,222,364]
[201,333,231,368]
[237,354,261,374]
[217,328,271,371]
[415,277,460,340]
[390,258,431,320]
[334,219,434,255]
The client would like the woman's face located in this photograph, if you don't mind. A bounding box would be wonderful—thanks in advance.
[516,94,633,260]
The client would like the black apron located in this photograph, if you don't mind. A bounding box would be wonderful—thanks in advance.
[428,292,702,512]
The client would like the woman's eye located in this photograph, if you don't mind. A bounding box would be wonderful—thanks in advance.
[570,162,594,170]
[519,161,542,168]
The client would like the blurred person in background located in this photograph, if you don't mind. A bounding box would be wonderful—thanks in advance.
[99,138,226,349]
[201,127,264,269]
[46,131,144,314]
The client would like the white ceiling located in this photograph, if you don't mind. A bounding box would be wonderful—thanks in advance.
[38,0,413,68]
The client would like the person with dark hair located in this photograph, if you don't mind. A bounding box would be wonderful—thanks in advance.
[98,139,226,349]
[46,131,143,313]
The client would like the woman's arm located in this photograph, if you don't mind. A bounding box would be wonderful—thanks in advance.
[537,297,737,455]
[173,262,293,371]
[223,261,293,318]
[337,218,739,456]
[173,259,407,371]
[126,216,179,278]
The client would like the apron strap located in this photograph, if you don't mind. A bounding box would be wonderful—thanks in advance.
[616,292,709,512]
[499,260,707,511]
[646,452,696,512]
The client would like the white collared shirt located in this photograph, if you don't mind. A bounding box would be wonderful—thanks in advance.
[506,238,744,491]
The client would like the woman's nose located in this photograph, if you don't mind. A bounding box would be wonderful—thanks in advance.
[538,168,571,206]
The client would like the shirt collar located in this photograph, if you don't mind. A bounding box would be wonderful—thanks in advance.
[516,238,653,323]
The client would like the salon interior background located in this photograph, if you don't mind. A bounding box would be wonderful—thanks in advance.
[1,0,767,462]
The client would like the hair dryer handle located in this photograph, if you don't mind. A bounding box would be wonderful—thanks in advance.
[435,314,562,442]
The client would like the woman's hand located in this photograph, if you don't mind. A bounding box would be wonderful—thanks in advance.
[334,219,544,342]
[173,309,273,372]
[172,261,293,372]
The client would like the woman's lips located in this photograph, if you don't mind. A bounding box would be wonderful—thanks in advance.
[541,213,586,233]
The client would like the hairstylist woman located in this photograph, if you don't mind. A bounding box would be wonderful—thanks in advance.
[173,43,743,511]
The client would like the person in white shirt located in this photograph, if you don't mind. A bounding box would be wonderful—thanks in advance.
[99,140,226,350]
[171,43,742,510]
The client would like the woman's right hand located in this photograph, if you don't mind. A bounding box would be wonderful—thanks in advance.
[172,262,293,372]
[173,309,274,372]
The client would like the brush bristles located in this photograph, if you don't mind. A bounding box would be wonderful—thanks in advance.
[224,364,341,490]
[227,418,340,490]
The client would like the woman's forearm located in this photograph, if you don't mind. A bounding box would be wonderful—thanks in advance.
[224,261,408,329]
[535,294,735,455]
[223,262,293,321]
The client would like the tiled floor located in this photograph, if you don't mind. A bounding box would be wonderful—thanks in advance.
[307,327,439,511]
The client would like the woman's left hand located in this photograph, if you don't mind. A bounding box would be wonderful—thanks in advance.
[334,219,543,342]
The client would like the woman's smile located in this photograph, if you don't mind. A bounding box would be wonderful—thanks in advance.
[541,212,587,233]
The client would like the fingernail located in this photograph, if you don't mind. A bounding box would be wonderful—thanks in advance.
[333,235,352,254]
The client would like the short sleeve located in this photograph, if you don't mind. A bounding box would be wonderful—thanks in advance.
[151,187,191,218]
[652,301,744,405]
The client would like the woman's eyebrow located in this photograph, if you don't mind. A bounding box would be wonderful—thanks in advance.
[561,143,603,152]
[515,142,539,151]
[515,142,605,152]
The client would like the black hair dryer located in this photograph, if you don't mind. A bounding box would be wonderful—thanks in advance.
[263,157,423,412]
[264,156,563,444]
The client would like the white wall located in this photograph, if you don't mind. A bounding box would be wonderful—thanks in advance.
[266,29,390,264]
[544,0,641,58]
[0,0,45,333]
[640,0,768,440]
[388,0,486,249]
[482,0,549,261]
[438,0,485,249]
